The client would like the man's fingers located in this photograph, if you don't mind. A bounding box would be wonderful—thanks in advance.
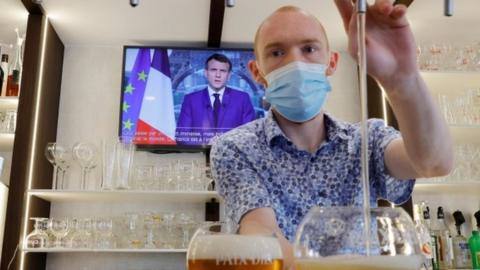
[334,0,354,32]
[390,4,407,20]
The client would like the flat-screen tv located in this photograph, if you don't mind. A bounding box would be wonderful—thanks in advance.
[119,46,267,151]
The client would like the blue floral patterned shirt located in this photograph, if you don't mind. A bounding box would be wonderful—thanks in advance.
[210,110,415,241]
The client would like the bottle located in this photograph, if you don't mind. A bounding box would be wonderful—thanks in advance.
[452,210,471,269]
[6,36,22,97]
[0,54,8,96]
[423,204,440,270]
[431,207,454,269]
[0,58,3,95]
[413,204,433,270]
[469,210,480,269]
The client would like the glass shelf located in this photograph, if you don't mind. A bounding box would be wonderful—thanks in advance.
[28,189,221,203]
[22,248,187,253]
[448,123,480,129]
[414,180,480,194]
[0,133,14,151]
[0,97,19,110]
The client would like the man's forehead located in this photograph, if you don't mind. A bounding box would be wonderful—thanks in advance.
[254,7,328,54]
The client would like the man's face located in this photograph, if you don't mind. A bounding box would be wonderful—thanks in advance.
[205,59,231,91]
[250,9,338,85]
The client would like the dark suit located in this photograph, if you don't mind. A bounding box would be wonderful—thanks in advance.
[176,87,255,144]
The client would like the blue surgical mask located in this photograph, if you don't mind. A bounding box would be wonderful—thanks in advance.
[264,61,331,123]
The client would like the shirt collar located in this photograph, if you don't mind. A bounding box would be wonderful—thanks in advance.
[265,110,351,147]
[208,86,225,98]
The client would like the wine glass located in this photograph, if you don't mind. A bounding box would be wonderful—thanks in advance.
[49,218,69,248]
[68,218,94,249]
[95,217,114,249]
[187,222,283,270]
[45,143,70,190]
[294,207,423,270]
[72,142,98,190]
[25,217,49,248]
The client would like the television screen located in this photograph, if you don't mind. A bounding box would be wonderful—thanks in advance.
[119,46,267,150]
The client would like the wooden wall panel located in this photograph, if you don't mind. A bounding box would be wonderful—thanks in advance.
[1,14,64,270]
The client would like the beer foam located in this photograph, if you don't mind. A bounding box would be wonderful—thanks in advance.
[188,235,283,262]
[296,255,423,270]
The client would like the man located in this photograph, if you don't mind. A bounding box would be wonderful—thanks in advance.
[176,53,256,145]
[210,1,453,269]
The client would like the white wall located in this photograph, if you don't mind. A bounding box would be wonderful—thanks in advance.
[49,45,360,270]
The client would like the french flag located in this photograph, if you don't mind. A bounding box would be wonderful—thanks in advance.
[135,49,176,145]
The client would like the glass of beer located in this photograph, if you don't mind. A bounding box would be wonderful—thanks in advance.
[294,207,423,270]
[187,222,283,270]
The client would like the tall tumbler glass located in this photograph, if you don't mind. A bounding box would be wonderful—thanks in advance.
[115,141,135,190]
[101,139,118,190]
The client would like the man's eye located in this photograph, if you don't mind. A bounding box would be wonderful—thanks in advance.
[303,46,317,53]
[271,50,284,57]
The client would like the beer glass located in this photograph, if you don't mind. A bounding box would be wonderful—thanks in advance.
[294,207,423,270]
[187,222,283,270]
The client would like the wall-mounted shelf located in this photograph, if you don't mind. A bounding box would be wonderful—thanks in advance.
[28,189,221,203]
[23,248,187,253]
[448,124,480,129]
[0,97,19,110]
[0,133,14,151]
[413,181,480,194]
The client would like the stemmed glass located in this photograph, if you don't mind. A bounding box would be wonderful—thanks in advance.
[45,143,70,190]
[187,222,284,269]
[72,142,98,190]
[294,207,423,270]
[25,217,49,248]
[49,218,69,248]
[68,218,94,249]
[95,217,114,249]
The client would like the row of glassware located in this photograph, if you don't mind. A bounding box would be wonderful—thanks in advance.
[417,43,480,71]
[0,110,16,134]
[437,89,480,126]
[25,211,204,250]
[45,141,214,191]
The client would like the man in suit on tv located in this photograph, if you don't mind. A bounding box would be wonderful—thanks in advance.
[176,53,256,145]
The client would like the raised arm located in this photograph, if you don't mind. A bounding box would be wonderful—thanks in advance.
[334,0,453,179]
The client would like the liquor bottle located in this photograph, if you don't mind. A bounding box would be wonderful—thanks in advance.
[413,204,433,270]
[423,204,440,270]
[0,54,8,96]
[431,207,454,269]
[452,210,471,269]
[6,36,22,97]
[6,70,19,96]
[469,210,480,269]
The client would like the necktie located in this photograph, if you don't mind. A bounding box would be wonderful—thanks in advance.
[213,93,221,128]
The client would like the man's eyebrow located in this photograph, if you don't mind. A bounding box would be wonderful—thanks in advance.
[262,42,283,52]
[262,38,323,52]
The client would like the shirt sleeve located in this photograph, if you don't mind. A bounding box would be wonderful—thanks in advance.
[210,135,273,225]
[368,119,415,205]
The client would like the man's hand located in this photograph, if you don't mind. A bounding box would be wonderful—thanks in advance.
[334,0,418,90]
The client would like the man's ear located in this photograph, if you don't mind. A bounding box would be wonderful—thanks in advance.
[326,51,339,76]
[248,60,267,87]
